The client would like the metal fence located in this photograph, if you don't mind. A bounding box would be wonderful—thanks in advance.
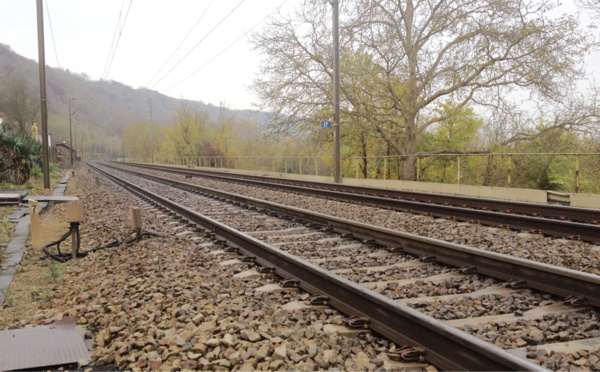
[144,152,600,194]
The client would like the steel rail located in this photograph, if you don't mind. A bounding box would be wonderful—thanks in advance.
[102,162,600,307]
[117,162,600,223]
[88,162,544,371]
[113,162,600,243]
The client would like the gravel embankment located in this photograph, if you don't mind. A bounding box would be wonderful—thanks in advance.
[137,168,600,275]
[18,169,433,371]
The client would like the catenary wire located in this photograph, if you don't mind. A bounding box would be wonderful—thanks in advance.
[102,0,133,81]
[164,0,291,94]
[145,0,216,88]
[44,0,61,71]
[101,0,125,80]
[150,0,247,90]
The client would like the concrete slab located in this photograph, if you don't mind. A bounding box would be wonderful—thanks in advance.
[210,249,238,256]
[308,256,352,264]
[377,352,429,371]
[398,285,519,305]
[0,189,27,205]
[361,272,463,291]
[517,232,544,239]
[255,283,300,294]
[444,303,590,328]
[23,196,79,203]
[328,243,364,251]
[219,258,244,266]
[282,300,330,311]
[324,324,369,336]
[245,227,312,237]
[507,337,600,359]
[7,208,28,222]
[233,269,265,280]
[333,260,426,274]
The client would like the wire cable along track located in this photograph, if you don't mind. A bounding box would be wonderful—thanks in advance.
[89,161,600,370]
[117,162,600,243]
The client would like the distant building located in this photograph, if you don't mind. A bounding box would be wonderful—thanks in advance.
[55,143,75,168]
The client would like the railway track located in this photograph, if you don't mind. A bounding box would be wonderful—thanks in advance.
[89,161,600,371]
[113,162,600,243]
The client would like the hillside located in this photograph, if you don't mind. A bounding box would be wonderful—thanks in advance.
[0,43,268,142]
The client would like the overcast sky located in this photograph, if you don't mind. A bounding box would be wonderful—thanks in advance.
[0,1,598,112]
[0,0,295,110]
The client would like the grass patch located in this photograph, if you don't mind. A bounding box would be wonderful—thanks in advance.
[0,287,14,307]
[46,260,63,284]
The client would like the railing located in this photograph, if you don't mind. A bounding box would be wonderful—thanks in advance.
[136,152,600,194]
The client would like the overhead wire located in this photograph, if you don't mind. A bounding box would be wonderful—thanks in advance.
[164,0,291,94]
[150,0,247,90]
[101,0,125,80]
[45,0,61,71]
[101,0,133,81]
[145,0,216,88]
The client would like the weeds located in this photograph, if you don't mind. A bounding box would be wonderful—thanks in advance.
[30,166,43,179]
[42,288,53,302]
[2,219,11,238]
[1,287,14,307]
[30,286,39,301]
[47,260,63,283]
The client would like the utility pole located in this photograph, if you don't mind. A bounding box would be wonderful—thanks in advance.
[69,98,76,165]
[36,0,50,189]
[148,98,154,164]
[330,0,341,183]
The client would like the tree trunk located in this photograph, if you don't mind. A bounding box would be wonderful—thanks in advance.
[402,113,418,180]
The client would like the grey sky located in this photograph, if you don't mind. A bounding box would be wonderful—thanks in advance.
[0,0,294,110]
[0,1,598,112]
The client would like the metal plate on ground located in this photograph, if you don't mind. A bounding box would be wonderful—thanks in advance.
[0,317,90,371]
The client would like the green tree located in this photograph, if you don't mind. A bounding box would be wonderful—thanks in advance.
[163,102,211,159]
[252,0,593,180]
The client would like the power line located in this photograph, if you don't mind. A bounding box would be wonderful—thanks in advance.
[101,0,133,80]
[145,0,216,88]
[164,0,291,94]
[45,0,61,70]
[101,0,125,79]
[150,0,247,90]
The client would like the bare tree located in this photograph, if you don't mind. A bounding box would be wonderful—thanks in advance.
[576,0,600,18]
[0,75,39,134]
[252,0,593,180]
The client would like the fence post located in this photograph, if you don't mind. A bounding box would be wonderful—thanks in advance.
[416,157,420,181]
[384,157,387,180]
[507,156,512,188]
[457,155,461,185]
[575,155,579,193]
[299,158,302,175]
[285,158,287,173]
[315,158,318,176]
